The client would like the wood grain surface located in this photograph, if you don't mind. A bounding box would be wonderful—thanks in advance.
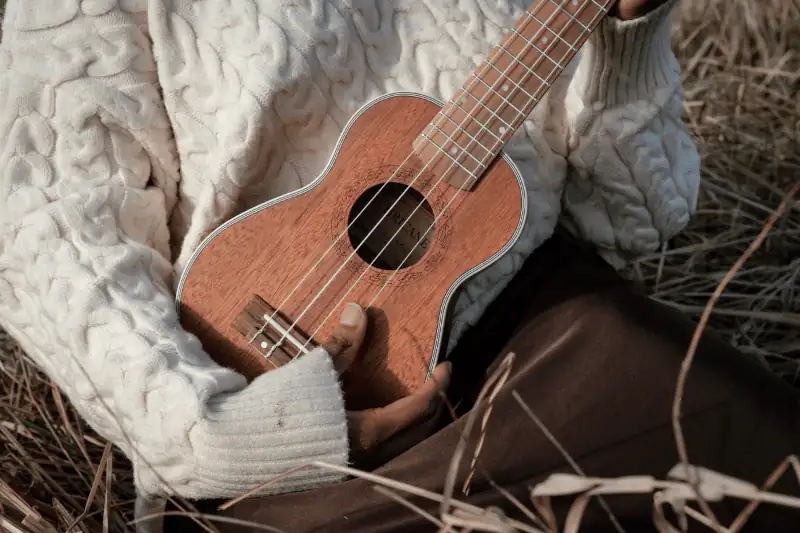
[177,94,525,410]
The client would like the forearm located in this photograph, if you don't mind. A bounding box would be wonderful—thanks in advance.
[1,190,350,498]
[0,0,349,505]
[570,0,681,110]
[561,0,700,265]
[0,187,239,493]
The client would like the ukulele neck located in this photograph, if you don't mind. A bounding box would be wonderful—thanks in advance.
[412,0,616,190]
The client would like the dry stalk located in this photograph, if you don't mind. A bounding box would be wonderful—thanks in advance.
[671,180,800,530]
[1,1,800,531]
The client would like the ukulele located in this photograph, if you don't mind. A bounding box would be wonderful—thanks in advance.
[176,0,616,410]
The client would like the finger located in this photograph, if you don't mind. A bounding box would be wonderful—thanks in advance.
[346,411,371,454]
[323,302,367,375]
[611,0,669,21]
[422,361,453,397]
[370,362,452,445]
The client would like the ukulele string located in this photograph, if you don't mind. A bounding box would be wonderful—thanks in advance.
[252,0,556,355]
[302,0,602,350]
[281,0,584,356]
[250,60,523,349]
[360,4,606,319]
[247,151,418,345]
[266,0,595,359]
[282,0,570,355]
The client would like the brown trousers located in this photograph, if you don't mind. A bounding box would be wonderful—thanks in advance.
[170,234,800,532]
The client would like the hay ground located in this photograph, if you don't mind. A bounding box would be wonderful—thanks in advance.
[1,1,799,531]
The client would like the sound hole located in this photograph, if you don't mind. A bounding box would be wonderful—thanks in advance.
[347,182,436,271]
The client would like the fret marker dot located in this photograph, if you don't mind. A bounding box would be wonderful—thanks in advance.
[541,36,548,44]
[499,126,507,135]
[450,147,458,155]
[502,84,509,92]
[260,341,269,349]
[460,97,467,105]
[571,0,577,5]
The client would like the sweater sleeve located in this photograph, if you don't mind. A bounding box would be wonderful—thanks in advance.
[0,0,349,518]
[561,0,701,267]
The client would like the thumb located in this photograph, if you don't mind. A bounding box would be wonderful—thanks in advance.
[369,361,453,446]
[323,302,367,375]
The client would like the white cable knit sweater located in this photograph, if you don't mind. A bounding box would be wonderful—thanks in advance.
[0,0,699,525]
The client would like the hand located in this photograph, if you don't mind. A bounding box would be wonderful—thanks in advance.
[609,0,669,20]
[325,303,452,466]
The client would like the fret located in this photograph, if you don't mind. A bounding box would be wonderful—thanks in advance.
[550,0,612,32]
[481,56,538,103]
[424,91,507,154]
[497,0,609,107]
[490,44,550,93]
[524,8,580,53]
[447,101,503,143]
[528,0,602,54]
[469,72,526,117]
[457,89,516,139]
[455,87,515,130]
[507,21,567,79]
[422,115,491,170]
[548,0,592,33]
[413,0,615,190]
[496,32,559,89]
[494,44,551,88]
[587,0,611,11]
[435,114,497,157]
[428,123,488,167]
[511,0,611,87]
[516,22,573,59]
[419,132,480,181]
[513,24,575,62]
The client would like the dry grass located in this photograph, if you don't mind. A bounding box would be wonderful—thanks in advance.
[628,0,800,387]
[1,0,799,531]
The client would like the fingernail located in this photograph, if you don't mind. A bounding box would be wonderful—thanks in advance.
[340,302,362,327]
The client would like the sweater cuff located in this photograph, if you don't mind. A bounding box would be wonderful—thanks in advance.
[575,0,679,106]
[185,348,349,499]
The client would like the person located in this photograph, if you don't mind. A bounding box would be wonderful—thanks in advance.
[189,230,800,533]
[1,0,796,531]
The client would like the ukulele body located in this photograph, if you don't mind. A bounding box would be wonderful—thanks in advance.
[175,92,527,410]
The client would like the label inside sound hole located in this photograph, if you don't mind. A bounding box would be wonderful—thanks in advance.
[347,182,435,270]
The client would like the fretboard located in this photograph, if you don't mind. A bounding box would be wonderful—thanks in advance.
[413,0,616,190]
